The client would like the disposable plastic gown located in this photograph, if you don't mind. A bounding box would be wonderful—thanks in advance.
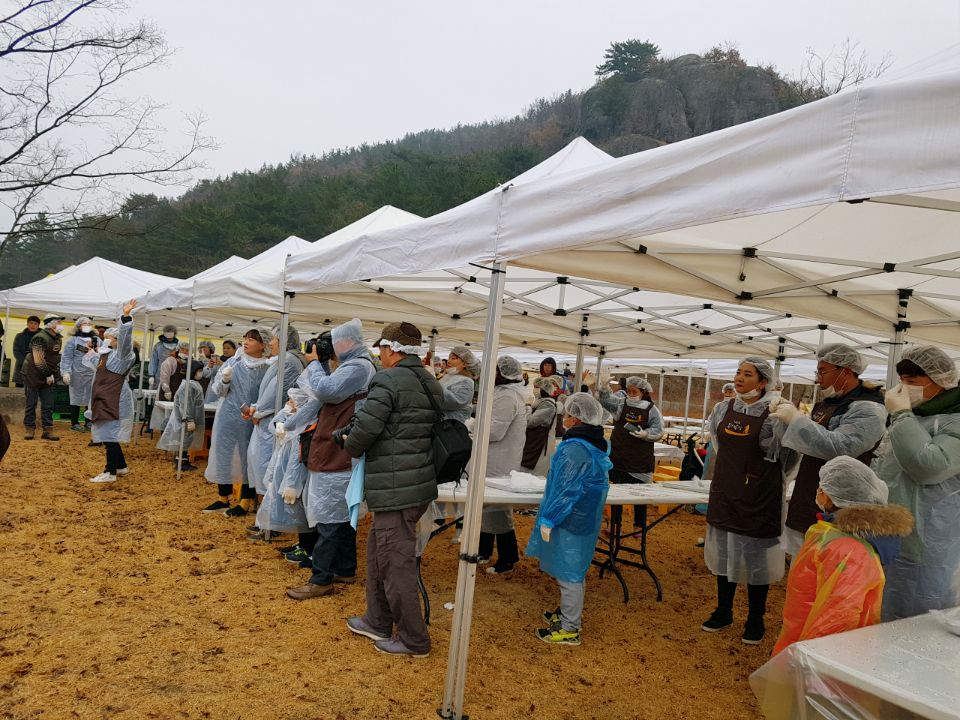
[598,390,665,444]
[772,520,884,656]
[703,395,785,585]
[302,349,376,526]
[203,352,269,486]
[481,382,528,535]
[60,334,100,406]
[84,318,135,444]
[872,404,960,619]
[440,372,474,424]
[157,378,206,453]
[247,351,305,494]
[526,395,558,476]
[525,436,612,583]
[149,337,179,379]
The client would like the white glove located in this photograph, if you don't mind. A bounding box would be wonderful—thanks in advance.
[884,383,912,414]
[275,422,286,442]
[186,421,196,432]
[540,525,552,542]
[770,399,799,425]
[581,371,596,388]
[46,375,55,386]
[63,372,71,385]
[629,428,649,439]
[282,487,297,505]
[221,365,233,383]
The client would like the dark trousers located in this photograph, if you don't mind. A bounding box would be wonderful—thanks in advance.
[609,467,646,526]
[217,483,257,499]
[478,530,520,571]
[69,405,88,426]
[362,505,430,654]
[309,521,358,585]
[299,530,319,553]
[716,575,769,621]
[23,384,54,429]
[103,442,127,474]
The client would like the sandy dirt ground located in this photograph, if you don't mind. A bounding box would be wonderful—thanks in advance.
[0,428,784,720]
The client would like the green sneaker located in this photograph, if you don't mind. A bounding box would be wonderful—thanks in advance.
[536,627,581,646]
[541,607,561,626]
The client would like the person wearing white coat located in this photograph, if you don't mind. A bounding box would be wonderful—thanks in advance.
[479,355,529,575]
[60,317,100,431]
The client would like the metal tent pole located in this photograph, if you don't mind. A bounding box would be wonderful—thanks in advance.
[595,346,605,388]
[658,370,665,407]
[176,310,197,480]
[886,290,911,388]
[440,262,507,720]
[774,337,785,378]
[682,363,693,440]
[573,314,588,391]
[701,368,710,421]
[134,310,149,445]
[2,298,10,387]
[275,291,291,412]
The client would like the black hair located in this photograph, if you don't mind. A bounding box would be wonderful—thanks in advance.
[222,339,237,350]
[895,358,927,378]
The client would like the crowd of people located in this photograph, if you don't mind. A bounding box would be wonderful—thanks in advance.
[3,308,959,662]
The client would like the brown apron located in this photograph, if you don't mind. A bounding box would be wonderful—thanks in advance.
[169,361,187,397]
[522,398,556,469]
[706,402,782,539]
[90,355,127,422]
[784,389,883,534]
[609,401,655,474]
[307,392,367,473]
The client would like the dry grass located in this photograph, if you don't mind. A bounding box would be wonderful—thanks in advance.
[0,429,781,719]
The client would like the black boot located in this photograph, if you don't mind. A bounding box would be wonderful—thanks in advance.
[702,575,736,632]
[743,583,769,644]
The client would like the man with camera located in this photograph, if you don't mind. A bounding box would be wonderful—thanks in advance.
[337,321,442,658]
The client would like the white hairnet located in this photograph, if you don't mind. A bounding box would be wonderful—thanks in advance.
[177,340,190,349]
[722,382,736,393]
[534,375,559,392]
[450,345,481,376]
[818,456,889,507]
[818,343,866,375]
[198,340,215,352]
[74,317,92,332]
[103,326,120,339]
[162,324,177,335]
[497,355,523,381]
[565,392,604,426]
[270,323,301,351]
[901,346,959,389]
[626,376,652,393]
[741,356,776,384]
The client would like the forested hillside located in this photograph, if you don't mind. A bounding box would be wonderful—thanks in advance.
[0,44,809,288]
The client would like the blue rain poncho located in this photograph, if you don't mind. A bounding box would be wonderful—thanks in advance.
[526,434,613,583]
[84,318,136,444]
[60,332,100,406]
[872,390,960,620]
[157,377,206,453]
[149,335,179,379]
[246,350,305,494]
[203,351,270,486]
[302,332,376,526]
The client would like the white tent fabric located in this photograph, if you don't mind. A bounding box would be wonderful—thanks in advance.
[139,255,247,315]
[311,205,423,249]
[1,257,179,318]
[285,46,960,349]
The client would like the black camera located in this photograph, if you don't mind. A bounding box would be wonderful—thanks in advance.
[304,331,334,363]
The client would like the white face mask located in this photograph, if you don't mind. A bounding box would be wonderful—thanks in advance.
[737,388,761,401]
[81,325,93,334]
[766,391,782,402]
[905,383,927,407]
[626,397,645,407]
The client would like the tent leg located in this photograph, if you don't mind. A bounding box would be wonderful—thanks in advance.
[885,290,910,388]
[276,294,291,412]
[573,314,588,390]
[701,369,710,421]
[681,364,693,441]
[658,371,665,408]
[176,311,197,481]
[440,262,507,720]
[594,346,605,386]
[134,311,149,445]
[2,299,10,388]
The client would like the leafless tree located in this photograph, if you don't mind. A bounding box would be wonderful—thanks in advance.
[0,0,213,258]
[794,37,894,102]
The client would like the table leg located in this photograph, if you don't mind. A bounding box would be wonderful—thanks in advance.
[636,505,664,602]
[417,556,431,626]
[595,519,630,604]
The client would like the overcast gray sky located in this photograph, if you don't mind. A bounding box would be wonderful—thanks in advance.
[127,0,960,184]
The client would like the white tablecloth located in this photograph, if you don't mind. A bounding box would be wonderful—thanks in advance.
[436,481,706,507]
[750,612,960,720]
[153,400,221,417]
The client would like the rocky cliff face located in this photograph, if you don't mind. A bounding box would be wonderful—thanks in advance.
[581,54,793,151]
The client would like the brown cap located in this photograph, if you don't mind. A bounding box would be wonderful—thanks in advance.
[373,321,423,349]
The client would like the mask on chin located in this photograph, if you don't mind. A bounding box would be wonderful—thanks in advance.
[737,388,761,401]
[905,383,928,407]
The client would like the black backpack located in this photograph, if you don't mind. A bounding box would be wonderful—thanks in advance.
[405,368,473,484]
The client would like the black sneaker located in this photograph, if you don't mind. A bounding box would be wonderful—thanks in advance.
[278,544,298,555]
[247,524,261,534]
[542,607,561,626]
[202,500,231,513]
[223,505,248,518]
[174,462,198,472]
[298,558,313,569]
[285,546,310,564]
[701,610,733,632]
[742,618,765,645]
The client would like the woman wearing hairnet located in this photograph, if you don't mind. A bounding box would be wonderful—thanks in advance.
[522,375,560,477]
[441,345,478,426]
[203,328,271,515]
[872,345,960,619]
[149,324,179,384]
[526,393,612,645]
[585,373,663,528]
[157,361,207,472]
[286,319,377,596]
[245,325,305,504]
[60,317,100,431]
[771,456,913,655]
[479,355,528,575]
[85,300,138,483]
[702,356,784,645]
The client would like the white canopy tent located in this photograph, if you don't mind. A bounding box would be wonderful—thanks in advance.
[282,46,960,719]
